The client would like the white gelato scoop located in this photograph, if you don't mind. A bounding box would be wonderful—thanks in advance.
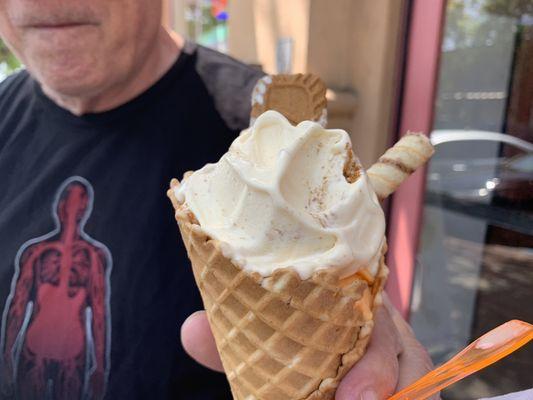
[176,110,385,279]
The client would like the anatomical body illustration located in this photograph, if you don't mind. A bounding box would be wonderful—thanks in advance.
[1,176,112,400]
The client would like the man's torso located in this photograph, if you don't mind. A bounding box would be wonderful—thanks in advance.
[0,43,263,400]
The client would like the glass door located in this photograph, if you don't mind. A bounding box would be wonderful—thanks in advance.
[409,1,533,399]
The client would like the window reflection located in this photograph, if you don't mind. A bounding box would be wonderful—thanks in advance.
[411,1,533,399]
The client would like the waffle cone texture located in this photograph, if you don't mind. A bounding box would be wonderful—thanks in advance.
[168,183,388,400]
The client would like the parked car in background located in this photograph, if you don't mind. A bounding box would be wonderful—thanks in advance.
[427,130,533,235]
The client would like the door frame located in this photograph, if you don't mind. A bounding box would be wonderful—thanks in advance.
[386,0,447,318]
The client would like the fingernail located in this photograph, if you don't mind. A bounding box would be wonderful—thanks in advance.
[360,389,378,400]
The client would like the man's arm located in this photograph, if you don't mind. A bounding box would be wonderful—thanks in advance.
[88,248,108,398]
[1,246,36,380]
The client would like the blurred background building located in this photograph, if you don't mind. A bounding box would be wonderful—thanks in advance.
[162,0,404,168]
[1,0,532,398]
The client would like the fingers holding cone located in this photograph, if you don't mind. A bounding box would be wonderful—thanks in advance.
[181,311,225,372]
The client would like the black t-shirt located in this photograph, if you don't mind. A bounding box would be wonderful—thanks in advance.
[0,42,264,400]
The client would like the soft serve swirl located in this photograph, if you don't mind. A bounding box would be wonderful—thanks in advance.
[176,111,385,279]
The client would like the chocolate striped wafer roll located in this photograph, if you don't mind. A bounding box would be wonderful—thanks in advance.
[367,132,434,199]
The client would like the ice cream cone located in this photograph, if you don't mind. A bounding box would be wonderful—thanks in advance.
[168,181,388,400]
[168,74,433,399]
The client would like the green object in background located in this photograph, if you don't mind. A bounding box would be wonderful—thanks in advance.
[198,24,228,49]
[185,0,229,53]
[0,38,21,81]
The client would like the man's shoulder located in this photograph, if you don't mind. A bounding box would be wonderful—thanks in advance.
[0,70,36,147]
[189,43,265,131]
[0,69,31,97]
[194,44,263,81]
[0,70,33,110]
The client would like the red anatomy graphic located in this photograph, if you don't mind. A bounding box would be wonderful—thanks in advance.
[0,177,112,400]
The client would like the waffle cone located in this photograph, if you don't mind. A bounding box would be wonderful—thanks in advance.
[168,182,388,400]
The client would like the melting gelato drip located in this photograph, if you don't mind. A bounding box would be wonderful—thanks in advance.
[176,110,385,279]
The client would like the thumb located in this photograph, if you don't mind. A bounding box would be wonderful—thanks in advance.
[383,295,438,399]
[336,305,402,400]
[181,311,224,372]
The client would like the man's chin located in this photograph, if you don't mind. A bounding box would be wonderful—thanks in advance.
[35,67,108,100]
[25,47,107,95]
[47,80,101,98]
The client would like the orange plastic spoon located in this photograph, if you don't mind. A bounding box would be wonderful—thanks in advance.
[388,320,533,400]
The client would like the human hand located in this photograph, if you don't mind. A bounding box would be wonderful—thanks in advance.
[181,294,440,399]
[335,294,440,399]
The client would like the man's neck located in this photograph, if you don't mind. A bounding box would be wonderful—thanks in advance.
[41,28,183,116]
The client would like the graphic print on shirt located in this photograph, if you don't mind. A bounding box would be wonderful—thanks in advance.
[0,176,112,400]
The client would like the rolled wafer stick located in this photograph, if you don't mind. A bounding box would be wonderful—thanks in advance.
[367,132,434,199]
